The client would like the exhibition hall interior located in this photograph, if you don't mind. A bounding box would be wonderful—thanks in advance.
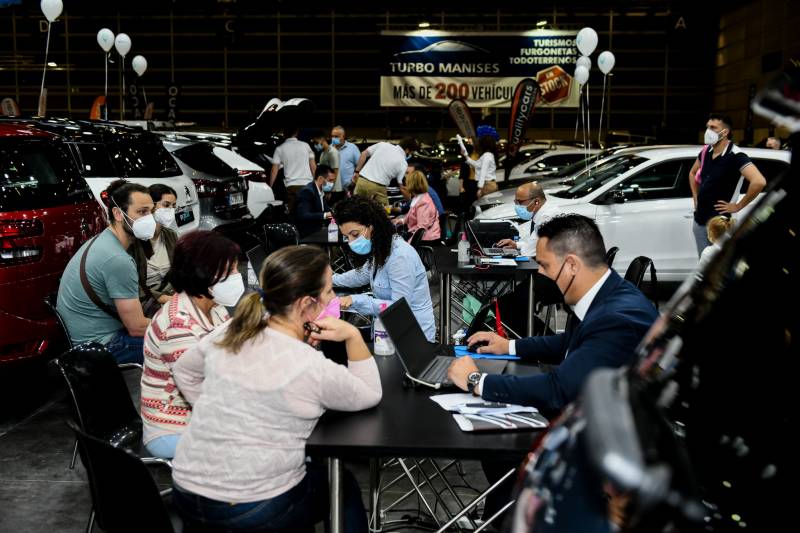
[0,0,797,532]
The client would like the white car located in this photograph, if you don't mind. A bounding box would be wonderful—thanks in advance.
[501,148,600,184]
[34,119,201,234]
[476,146,790,282]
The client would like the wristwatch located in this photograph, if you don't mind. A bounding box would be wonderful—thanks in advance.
[467,371,483,397]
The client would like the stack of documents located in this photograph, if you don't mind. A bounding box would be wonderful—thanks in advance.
[431,393,548,432]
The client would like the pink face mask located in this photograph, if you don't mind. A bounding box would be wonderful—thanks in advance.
[315,296,341,321]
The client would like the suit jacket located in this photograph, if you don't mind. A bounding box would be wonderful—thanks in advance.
[404,193,441,241]
[294,181,329,238]
[482,270,658,413]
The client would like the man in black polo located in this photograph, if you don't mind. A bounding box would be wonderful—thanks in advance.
[688,113,766,255]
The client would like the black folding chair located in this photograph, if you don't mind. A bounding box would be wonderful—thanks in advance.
[263,222,300,255]
[624,256,659,309]
[605,246,620,268]
[68,421,181,533]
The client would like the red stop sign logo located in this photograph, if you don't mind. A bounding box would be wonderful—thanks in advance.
[536,66,571,104]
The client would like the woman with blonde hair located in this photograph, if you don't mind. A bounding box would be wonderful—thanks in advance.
[394,170,441,241]
[171,245,381,533]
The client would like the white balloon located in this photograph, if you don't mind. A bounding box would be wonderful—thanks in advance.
[598,50,616,75]
[40,0,63,23]
[576,27,598,56]
[576,56,592,71]
[132,55,147,77]
[574,65,590,85]
[97,28,115,53]
[115,33,132,58]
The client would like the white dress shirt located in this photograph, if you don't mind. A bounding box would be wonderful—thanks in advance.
[514,200,562,257]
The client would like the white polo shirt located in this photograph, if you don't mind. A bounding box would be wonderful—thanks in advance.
[273,137,314,187]
[360,142,408,187]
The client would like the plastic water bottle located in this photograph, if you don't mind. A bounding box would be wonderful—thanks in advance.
[457,232,470,264]
[373,303,394,356]
[327,217,338,243]
[452,327,467,345]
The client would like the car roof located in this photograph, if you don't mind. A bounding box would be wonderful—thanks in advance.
[637,145,792,162]
[9,117,161,143]
[0,121,57,139]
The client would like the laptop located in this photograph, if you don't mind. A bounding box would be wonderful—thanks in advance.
[246,244,268,275]
[379,298,508,389]
[466,221,520,257]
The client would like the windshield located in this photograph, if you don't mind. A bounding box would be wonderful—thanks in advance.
[552,154,646,199]
[108,139,181,178]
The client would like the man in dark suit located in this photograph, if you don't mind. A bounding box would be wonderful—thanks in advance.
[294,164,336,238]
[448,214,658,518]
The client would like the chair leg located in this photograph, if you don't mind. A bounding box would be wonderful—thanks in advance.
[85,509,95,533]
[69,439,79,469]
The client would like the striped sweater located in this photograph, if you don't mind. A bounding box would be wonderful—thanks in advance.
[140,292,229,445]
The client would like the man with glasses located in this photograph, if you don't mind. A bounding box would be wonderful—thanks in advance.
[495,181,561,257]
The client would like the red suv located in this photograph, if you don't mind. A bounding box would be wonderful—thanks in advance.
[0,122,105,364]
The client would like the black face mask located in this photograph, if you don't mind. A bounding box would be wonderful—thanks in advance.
[552,258,577,299]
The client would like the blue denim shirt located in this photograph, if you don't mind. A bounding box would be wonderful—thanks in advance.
[333,236,436,341]
[337,142,361,190]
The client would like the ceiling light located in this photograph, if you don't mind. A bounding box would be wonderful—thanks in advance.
[418,21,431,29]
[536,20,547,27]
[47,61,57,67]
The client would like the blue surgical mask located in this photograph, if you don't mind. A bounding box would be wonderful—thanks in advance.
[315,143,323,151]
[331,138,341,146]
[348,235,372,255]
[322,182,334,192]
[515,204,534,221]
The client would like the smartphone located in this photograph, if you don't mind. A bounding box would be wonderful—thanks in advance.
[303,321,321,334]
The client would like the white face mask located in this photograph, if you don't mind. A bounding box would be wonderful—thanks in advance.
[127,213,157,240]
[209,272,245,307]
[153,207,176,229]
[704,128,722,146]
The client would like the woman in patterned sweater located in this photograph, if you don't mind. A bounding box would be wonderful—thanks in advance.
[140,230,242,459]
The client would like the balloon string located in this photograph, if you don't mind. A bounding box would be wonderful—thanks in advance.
[121,57,126,120]
[598,75,607,147]
[104,53,108,121]
[39,22,51,115]
[574,85,581,140]
[142,85,148,106]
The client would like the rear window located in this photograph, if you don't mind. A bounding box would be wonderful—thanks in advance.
[72,143,117,177]
[0,139,93,212]
[108,140,181,178]
[173,142,235,177]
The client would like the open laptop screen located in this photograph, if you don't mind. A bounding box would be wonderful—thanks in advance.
[379,297,434,375]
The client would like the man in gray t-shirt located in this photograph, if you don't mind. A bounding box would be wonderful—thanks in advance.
[57,181,155,363]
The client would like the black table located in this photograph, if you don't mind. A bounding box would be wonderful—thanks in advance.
[299,227,343,247]
[434,247,539,341]
[306,354,543,532]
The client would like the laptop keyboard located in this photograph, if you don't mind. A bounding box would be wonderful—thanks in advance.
[421,356,452,384]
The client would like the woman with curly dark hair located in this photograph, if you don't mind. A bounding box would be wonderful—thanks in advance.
[332,196,436,341]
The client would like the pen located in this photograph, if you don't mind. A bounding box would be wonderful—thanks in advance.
[462,402,512,408]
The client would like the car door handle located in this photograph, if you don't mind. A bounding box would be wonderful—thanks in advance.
[683,215,693,218]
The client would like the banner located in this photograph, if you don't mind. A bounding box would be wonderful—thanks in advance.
[381,30,580,108]
[507,79,540,157]
[448,98,476,139]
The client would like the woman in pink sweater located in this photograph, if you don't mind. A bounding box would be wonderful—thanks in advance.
[394,170,441,241]
[171,245,381,533]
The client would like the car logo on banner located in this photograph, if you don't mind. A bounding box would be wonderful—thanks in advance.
[536,66,572,105]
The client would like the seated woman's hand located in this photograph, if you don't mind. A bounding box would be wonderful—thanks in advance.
[338,295,353,310]
[309,316,359,343]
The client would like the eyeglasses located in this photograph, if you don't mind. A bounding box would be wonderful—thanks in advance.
[513,197,537,206]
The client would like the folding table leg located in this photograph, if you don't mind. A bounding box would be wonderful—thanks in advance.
[369,458,381,532]
[429,459,479,530]
[329,457,344,533]
[434,468,516,533]
[398,458,442,528]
